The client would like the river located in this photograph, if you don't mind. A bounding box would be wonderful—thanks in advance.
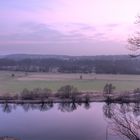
[0,102,139,140]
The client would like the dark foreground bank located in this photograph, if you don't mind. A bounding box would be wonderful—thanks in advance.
[0,91,140,104]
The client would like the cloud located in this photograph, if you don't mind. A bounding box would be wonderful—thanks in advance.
[0,22,90,45]
[0,21,132,47]
[0,21,130,56]
[54,22,132,43]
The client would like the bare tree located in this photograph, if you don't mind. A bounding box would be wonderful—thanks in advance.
[128,15,140,57]
[106,104,140,140]
[57,85,79,99]
[103,83,116,95]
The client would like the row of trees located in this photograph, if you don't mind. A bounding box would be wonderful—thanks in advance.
[1,84,115,102]
[20,85,80,101]
[0,58,95,73]
[1,58,140,74]
[2,83,140,104]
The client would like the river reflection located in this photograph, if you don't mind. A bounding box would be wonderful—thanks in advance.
[0,102,139,140]
[0,102,91,113]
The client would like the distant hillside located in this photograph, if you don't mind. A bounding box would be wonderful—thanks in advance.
[3,54,132,61]
[0,54,140,74]
[4,54,72,60]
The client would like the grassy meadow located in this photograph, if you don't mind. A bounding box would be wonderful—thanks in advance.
[0,71,140,94]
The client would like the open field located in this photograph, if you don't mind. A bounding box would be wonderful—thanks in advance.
[0,71,140,94]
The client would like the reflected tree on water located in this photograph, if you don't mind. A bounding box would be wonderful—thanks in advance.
[58,102,79,112]
[21,103,31,112]
[83,102,90,110]
[104,103,140,140]
[38,102,53,111]
[58,101,91,112]
[1,103,13,113]
[0,101,90,113]
[21,103,41,111]
[132,103,140,117]
[21,102,54,112]
[103,103,114,119]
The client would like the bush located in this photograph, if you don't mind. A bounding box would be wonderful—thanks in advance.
[134,88,140,93]
[11,73,15,77]
[57,85,79,99]
[20,88,52,100]
[20,88,33,99]
[103,83,115,95]
[39,88,52,99]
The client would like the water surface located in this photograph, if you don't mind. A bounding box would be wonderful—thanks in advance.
[0,102,139,140]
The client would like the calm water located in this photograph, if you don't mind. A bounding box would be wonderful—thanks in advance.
[0,102,139,140]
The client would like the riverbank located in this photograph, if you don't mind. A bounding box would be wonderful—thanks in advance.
[0,91,139,104]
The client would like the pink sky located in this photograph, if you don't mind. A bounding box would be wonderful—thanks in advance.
[0,0,140,55]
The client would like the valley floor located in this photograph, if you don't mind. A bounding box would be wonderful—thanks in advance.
[0,71,140,94]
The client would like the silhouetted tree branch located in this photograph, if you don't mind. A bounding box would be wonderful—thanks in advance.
[105,104,140,140]
[128,15,140,57]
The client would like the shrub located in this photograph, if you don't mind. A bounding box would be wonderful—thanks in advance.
[1,93,12,100]
[39,88,52,99]
[134,88,140,93]
[20,88,33,99]
[103,83,116,95]
[57,85,79,99]
[80,75,83,80]
[11,73,15,77]
[20,88,52,100]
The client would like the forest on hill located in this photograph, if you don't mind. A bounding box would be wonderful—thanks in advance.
[0,54,140,74]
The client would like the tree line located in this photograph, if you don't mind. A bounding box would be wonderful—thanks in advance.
[0,58,140,74]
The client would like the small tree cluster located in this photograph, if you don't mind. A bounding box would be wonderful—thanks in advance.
[56,85,79,99]
[103,83,115,95]
[20,88,52,100]
[134,88,140,93]
[11,73,15,78]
